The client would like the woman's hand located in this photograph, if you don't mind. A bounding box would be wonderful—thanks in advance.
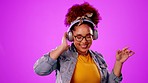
[116,47,135,64]
[60,32,70,52]
[113,47,135,77]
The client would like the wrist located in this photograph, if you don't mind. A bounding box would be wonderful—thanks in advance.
[59,44,69,53]
[115,61,123,67]
[113,61,123,77]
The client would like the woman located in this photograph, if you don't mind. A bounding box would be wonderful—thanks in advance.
[34,2,134,83]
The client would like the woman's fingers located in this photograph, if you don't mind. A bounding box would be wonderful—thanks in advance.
[122,47,129,52]
[117,47,135,56]
[62,32,68,43]
[122,47,135,57]
[117,50,122,55]
[128,50,135,56]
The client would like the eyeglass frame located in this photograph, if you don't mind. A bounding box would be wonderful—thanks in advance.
[73,34,93,42]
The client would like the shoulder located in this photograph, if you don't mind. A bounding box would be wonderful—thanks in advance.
[90,50,104,58]
[90,50,107,65]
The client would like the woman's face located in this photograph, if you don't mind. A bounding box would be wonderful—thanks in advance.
[73,24,93,55]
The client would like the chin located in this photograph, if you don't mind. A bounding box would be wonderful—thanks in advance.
[78,48,89,54]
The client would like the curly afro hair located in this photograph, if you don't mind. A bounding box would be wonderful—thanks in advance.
[65,2,101,27]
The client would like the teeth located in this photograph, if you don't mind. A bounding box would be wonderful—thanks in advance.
[81,45,87,48]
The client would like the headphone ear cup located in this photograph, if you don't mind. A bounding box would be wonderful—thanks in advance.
[93,29,98,40]
[67,31,73,42]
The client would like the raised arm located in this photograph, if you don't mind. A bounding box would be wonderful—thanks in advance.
[33,32,69,76]
[113,47,135,77]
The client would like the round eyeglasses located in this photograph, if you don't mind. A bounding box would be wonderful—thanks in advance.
[74,34,93,42]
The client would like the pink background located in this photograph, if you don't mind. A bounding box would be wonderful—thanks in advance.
[0,0,148,83]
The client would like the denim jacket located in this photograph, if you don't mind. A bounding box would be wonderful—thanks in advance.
[34,44,122,83]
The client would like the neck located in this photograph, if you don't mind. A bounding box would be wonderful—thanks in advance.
[78,51,89,56]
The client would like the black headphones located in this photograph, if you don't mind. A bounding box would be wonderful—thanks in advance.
[67,19,98,42]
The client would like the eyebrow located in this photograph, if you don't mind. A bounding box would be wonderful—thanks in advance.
[75,33,92,36]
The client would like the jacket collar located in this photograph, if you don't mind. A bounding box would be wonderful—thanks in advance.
[69,43,77,52]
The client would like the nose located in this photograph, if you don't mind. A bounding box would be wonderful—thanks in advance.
[81,37,87,43]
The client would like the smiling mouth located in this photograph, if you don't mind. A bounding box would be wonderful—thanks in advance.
[80,44,88,49]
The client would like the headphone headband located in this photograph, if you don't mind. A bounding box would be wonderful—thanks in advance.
[67,19,97,32]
